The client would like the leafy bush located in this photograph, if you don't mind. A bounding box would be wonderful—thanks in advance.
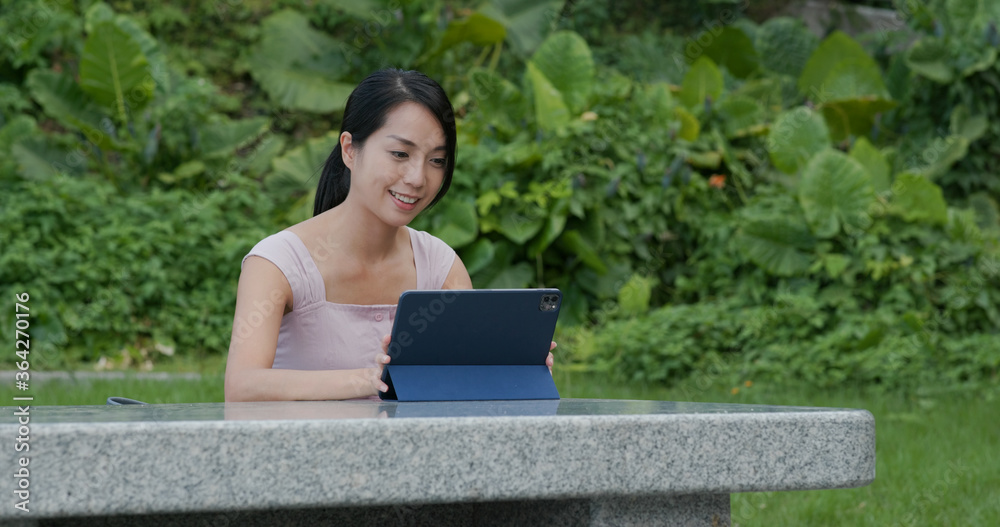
[1,0,997,391]
[0,173,273,367]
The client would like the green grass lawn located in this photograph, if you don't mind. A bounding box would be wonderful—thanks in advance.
[556,373,1000,527]
[2,370,997,526]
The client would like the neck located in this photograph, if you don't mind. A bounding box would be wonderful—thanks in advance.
[319,200,404,263]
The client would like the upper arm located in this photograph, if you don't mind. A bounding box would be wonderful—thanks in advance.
[226,256,293,375]
[441,254,473,289]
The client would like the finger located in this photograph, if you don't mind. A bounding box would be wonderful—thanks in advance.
[550,341,557,351]
[382,334,391,353]
[546,352,554,368]
[373,368,389,393]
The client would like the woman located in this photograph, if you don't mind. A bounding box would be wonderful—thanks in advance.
[225,69,554,401]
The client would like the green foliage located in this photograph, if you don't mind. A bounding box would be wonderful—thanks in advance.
[767,107,830,174]
[679,56,724,108]
[881,0,1000,199]
[754,17,818,77]
[480,0,567,58]
[799,149,876,238]
[246,9,355,113]
[0,174,273,366]
[1,0,996,392]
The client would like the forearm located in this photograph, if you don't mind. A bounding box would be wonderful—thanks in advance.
[224,367,375,402]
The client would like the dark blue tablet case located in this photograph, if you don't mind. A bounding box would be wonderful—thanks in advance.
[379,289,561,401]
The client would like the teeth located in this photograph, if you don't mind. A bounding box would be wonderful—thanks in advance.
[391,191,417,204]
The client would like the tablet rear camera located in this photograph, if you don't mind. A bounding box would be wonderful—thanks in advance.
[539,294,560,311]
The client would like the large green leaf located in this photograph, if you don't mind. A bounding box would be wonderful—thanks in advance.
[527,206,568,258]
[429,199,479,248]
[480,0,566,57]
[849,137,891,194]
[754,17,818,77]
[498,209,545,244]
[767,107,830,174]
[557,229,607,274]
[679,56,723,108]
[905,37,954,83]
[529,31,594,114]
[799,149,876,238]
[84,4,168,94]
[799,31,876,96]
[79,21,151,121]
[459,238,496,275]
[83,2,114,33]
[700,27,760,79]
[890,172,948,225]
[468,68,525,132]
[25,70,125,151]
[438,13,506,51]
[736,217,815,276]
[526,61,570,132]
[116,15,170,96]
[247,10,356,113]
[487,262,534,289]
[798,32,894,139]
[200,117,271,158]
[820,58,892,102]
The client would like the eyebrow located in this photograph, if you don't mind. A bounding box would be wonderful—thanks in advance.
[387,134,446,152]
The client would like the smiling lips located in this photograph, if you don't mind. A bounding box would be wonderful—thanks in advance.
[390,190,419,209]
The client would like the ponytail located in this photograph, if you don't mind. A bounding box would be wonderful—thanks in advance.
[313,143,351,216]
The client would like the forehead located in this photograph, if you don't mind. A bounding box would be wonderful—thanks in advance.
[379,102,445,143]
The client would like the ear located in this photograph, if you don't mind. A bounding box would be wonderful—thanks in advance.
[340,131,355,171]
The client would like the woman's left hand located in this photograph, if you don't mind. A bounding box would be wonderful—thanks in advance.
[547,341,556,375]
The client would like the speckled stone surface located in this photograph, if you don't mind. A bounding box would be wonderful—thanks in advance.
[0,399,874,525]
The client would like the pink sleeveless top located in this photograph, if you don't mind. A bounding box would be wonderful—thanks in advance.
[242,227,456,370]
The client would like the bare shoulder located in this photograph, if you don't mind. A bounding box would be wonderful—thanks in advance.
[239,255,293,312]
[442,254,473,289]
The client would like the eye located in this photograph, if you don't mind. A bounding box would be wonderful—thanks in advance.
[390,151,408,159]
[430,158,446,167]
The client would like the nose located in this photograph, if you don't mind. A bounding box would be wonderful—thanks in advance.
[401,160,427,189]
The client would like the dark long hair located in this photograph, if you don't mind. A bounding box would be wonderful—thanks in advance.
[313,69,457,216]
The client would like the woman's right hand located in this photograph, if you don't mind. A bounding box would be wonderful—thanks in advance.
[368,334,392,394]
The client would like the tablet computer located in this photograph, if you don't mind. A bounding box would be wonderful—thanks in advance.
[379,288,562,401]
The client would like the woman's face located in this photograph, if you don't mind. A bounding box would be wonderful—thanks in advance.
[341,102,447,227]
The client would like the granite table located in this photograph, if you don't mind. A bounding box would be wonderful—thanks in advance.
[1,399,875,526]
